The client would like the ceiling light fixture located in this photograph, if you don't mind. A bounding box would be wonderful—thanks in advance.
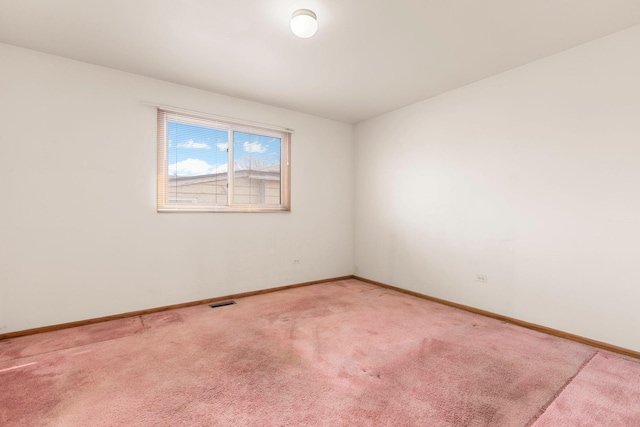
[290,9,318,38]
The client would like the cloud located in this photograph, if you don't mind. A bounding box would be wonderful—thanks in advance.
[243,141,267,153]
[168,159,227,176]
[216,142,229,151]
[177,139,210,149]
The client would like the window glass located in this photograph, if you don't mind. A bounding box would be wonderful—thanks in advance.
[157,110,291,212]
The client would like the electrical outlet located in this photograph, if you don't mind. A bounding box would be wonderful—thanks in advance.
[475,274,488,283]
[293,259,300,265]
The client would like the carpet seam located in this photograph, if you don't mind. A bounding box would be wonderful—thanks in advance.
[0,328,146,365]
[524,350,599,426]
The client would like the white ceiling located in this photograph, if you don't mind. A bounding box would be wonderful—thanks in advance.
[1,1,640,123]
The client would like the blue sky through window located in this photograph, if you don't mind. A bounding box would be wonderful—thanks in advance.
[233,131,281,172]
[167,121,281,177]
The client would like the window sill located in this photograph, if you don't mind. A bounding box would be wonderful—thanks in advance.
[157,206,291,213]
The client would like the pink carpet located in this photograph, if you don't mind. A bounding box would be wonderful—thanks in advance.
[1,279,638,426]
[531,352,640,426]
[0,317,143,362]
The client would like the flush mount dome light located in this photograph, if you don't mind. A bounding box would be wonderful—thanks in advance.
[290,9,318,38]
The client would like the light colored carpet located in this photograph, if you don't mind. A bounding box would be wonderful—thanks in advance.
[0,279,638,426]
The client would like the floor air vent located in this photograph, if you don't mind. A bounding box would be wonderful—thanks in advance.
[209,301,236,309]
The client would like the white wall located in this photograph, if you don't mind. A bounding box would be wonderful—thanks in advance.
[0,43,354,334]
[355,25,640,352]
[3,26,640,353]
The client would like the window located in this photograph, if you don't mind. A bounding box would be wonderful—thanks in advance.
[157,109,291,212]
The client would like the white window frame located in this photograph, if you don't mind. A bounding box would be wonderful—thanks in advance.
[157,109,291,212]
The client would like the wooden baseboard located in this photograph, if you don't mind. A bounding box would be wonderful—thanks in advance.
[353,275,640,360]
[4,274,639,361]
[0,276,353,341]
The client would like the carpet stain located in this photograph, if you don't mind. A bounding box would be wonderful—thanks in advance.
[0,357,64,426]
[140,311,184,329]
